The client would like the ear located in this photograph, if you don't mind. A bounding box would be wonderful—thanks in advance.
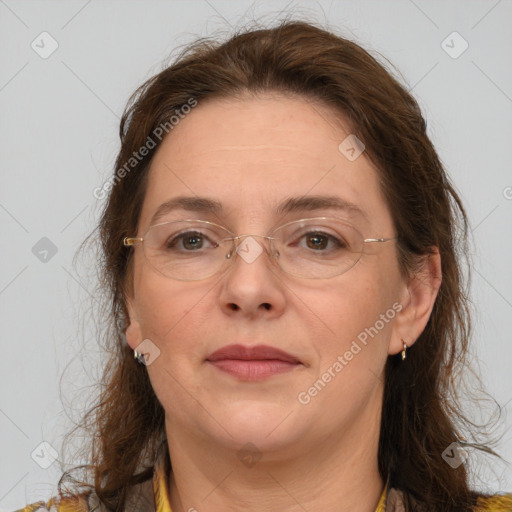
[124,292,143,351]
[389,247,442,355]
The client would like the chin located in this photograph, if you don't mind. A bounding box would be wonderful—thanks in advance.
[212,402,303,451]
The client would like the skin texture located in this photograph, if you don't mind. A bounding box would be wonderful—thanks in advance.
[124,93,441,512]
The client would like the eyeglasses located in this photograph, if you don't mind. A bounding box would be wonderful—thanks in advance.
[123,217,397,281]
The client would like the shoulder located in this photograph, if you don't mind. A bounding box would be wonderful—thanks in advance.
[475,492,512,511]
[13,476,157,512]
[13,491,98,512]
[383,486,512,512]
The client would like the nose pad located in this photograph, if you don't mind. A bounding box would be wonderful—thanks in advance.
[225,235,279,268]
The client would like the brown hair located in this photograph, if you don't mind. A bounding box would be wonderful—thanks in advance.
[61,19,502,511]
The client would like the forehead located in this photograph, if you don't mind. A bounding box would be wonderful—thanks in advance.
[139,93,392,232]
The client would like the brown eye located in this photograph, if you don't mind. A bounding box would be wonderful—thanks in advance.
[182,233,204,250]
[298,231,346,252]
[306,233,329,250]
[166,232,210,251]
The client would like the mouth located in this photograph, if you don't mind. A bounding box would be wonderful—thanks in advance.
[206,344,302,381]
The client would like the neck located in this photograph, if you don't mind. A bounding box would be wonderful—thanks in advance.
[165,409,384,512]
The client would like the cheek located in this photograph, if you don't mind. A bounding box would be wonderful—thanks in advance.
[134,267,215,359]
[135,274,213,408]
[297,274,397,420]
[309,264,399,368]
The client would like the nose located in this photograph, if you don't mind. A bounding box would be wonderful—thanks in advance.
[218,234,286,318]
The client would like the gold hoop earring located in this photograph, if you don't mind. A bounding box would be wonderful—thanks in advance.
[401,340,407,360]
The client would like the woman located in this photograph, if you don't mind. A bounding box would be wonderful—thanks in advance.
[17,19,512,512]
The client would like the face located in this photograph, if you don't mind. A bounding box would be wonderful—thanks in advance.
[125,93,411,458]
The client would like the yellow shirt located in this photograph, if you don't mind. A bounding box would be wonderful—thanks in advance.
[14,444,512,512]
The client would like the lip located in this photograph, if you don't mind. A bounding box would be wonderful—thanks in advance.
[207,344,301,363]
[206,344,302,381]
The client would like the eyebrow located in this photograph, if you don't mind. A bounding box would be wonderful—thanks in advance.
[149,194,369,226]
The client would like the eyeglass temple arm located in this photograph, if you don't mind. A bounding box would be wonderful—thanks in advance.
[363,237,397,243]
[123,237,143,246]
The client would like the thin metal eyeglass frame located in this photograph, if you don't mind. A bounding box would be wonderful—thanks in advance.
[122,217,398,280]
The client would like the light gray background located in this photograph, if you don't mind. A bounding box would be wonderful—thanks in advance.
[1,1,511,510]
